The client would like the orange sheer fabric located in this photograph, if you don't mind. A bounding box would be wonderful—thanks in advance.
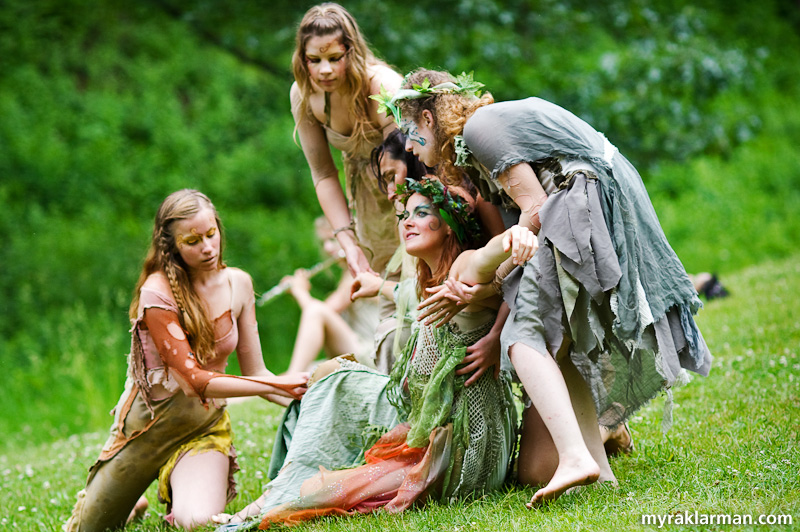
[257,423,454,529]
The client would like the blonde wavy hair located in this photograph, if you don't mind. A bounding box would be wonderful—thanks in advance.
[397,69,494,187]
[129,189,226,366]
[291,3,386,145]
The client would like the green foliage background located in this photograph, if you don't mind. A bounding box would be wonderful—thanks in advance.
[1,0,799,446]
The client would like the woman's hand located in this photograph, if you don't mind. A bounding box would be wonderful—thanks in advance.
[253,373,309,401]
[417,284,465,327]
[341,241,374,277]
[284,270,311,298]
[444,278,498,306]
[503,225,538,265]
[456,327,501,386]
[350,271,383,301]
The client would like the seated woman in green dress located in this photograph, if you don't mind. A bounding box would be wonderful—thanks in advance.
[214,177,537,529]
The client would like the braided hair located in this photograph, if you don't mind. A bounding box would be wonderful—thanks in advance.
[129,189,226,365]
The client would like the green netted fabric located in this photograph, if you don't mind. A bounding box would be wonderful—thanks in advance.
[388,306,518,499]
[217,303,517,532]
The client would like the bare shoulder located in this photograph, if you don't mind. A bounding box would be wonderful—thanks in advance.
[290,81,301,104]
[141,272,171,293]
[228,267,254,292]
[368,64,402,95]
[227,267,255,309]
[289,81,305,116]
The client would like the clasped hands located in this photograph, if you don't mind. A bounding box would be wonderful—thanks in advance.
[419,224,537,326]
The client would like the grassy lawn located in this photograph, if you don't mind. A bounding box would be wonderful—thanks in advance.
[2,256,797,531]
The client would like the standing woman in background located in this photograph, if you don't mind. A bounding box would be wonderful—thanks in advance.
[289,3,403,372]
[65,189,307,532]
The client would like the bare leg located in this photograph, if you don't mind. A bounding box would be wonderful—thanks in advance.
[509,342,600,507]
[559,355,616,485]
[286,300,360,374]
[517,404,558,486]
[126,496,149,524]
[170,450,229,530]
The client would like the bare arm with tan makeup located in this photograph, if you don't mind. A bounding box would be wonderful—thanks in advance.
[450,225,538,288]
[142,271,306,404]
[230,270,304,406]
[497,163,549,233]
[290,83,371,276]
[143,308,306,402]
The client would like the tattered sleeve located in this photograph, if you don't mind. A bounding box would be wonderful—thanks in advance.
[142,306,219,402]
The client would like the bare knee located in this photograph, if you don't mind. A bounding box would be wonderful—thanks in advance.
[517,405,558,486]
[518,455,557,487]
[308,359,342,386]
[301,299,332,321]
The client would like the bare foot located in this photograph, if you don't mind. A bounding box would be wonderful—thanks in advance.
[526,456,600,508]
[565,475,619,497]
[126,496,149,524]
[602,423,634,457]
[212,493,267,524]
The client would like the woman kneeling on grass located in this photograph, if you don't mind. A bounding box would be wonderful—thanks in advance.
[214,177,536,530]
[64,189,308,532]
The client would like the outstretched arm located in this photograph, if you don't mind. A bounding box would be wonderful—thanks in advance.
[451,225,538,287]
[144,307,306,403]
[291,83,372,276]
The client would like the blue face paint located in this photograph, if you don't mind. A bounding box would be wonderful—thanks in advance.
[400,202,442,232]
[400,118,426,147]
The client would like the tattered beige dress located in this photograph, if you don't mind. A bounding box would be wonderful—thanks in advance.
[65,272,243,531]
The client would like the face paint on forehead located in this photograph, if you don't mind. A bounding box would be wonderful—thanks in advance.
[177,215,217,247]
[400,118,426,147]
[400,202,437,221]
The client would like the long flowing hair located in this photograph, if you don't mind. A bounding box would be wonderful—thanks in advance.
[291,3,384,146]
[397,69,494,187]
[129,189,226,365]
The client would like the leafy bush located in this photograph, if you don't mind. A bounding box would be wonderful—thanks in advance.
[0,0,799,443]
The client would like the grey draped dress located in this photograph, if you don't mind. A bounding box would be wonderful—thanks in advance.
[460,97,712,428]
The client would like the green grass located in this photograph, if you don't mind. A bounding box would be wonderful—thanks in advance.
[2,256,798,531]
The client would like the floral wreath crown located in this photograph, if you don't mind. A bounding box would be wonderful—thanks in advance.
[370,72,484,125]
[397,177,481,245]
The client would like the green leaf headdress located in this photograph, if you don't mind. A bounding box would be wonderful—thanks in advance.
[396,177,482,246]
[371,72,484,125]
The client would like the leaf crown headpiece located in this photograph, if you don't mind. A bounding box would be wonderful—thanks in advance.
[371,72,484,125]
[397,177,481,246]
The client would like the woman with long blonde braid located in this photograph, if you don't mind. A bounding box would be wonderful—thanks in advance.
[65,189,308,532]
